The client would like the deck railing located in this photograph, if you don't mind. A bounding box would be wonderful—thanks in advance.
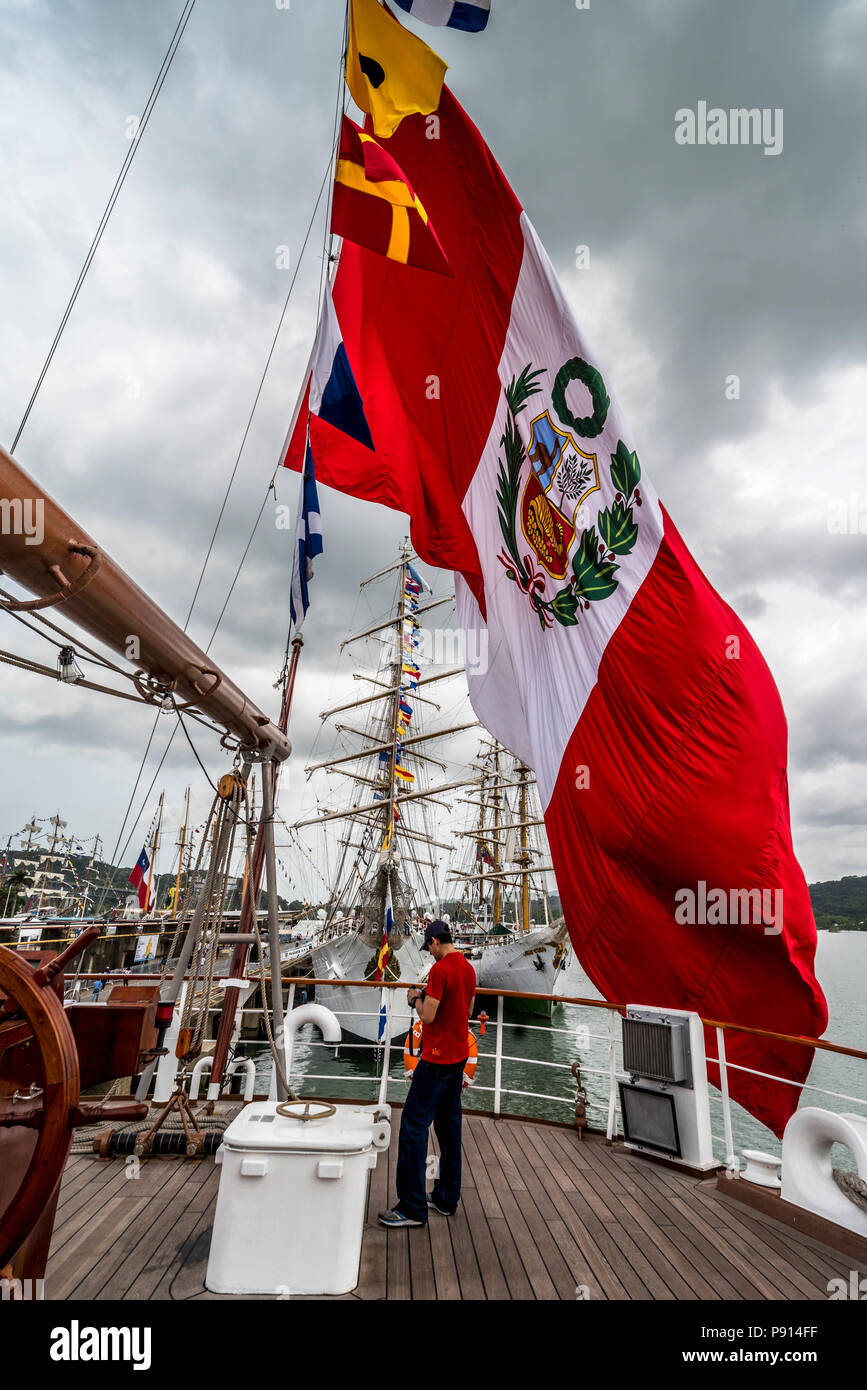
[68,970,867,1170]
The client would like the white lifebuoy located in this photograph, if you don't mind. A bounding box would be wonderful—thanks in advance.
[781,1107,867,1238]
[403,1021,478,1087]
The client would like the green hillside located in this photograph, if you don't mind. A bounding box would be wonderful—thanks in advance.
[808,875,867,931]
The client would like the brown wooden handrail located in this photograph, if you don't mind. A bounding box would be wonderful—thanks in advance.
[700,1017,867,1063]
[58,972,866,1064]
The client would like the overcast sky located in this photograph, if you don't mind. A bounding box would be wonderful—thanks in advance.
[0,0,864,897]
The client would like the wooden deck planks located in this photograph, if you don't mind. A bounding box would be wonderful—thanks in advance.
[53,1160,203,1301]
[45,1115,866,1302]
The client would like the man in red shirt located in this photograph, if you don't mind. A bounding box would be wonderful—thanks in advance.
[379,920,476,1228]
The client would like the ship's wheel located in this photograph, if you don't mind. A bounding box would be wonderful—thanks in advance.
[0,932,146,1273]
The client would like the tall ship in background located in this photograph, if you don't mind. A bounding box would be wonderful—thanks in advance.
[0,815,104,925]
[449,740,569,1016]
[294,547,473,1043]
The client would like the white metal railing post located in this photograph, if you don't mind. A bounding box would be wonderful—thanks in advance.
[377,987,394,1109]
[190,1055,213,1101]
[716,1026,738,1173]
[493,994,504,1116]
[270,982,296,1100]
[226,1057,256,1102]
[606,1009,617,1141]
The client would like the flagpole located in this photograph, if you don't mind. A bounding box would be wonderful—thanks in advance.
[145,792,163,918]
[207,634,304,1103]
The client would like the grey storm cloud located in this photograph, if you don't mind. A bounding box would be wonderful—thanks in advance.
[0,0,864,883]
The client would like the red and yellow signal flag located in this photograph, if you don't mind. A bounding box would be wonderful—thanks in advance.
[332,115,452,277]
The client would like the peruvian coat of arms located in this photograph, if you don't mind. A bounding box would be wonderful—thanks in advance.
[496,361,644,629]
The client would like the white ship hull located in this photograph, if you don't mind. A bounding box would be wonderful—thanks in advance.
[311,930,428,1045]
[474,926,568,1010]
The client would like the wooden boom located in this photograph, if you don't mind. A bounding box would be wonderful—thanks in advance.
[0,445,289,760]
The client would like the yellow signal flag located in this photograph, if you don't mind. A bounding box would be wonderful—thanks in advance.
[347,0,448,139]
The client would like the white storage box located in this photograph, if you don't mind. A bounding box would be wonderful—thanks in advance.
[205,1101,390,1296]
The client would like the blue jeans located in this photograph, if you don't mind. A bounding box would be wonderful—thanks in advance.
[395,1058,466,1221]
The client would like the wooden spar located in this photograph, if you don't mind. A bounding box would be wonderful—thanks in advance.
[306,720,478,776]
[206,635,303,1099]
[0,445,289,761]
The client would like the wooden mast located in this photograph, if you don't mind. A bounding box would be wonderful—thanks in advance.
[171,787,190,916]
[385,543,410,857]
[144,794,163,917]
[80,835,101,918]
[206,635,304,1103]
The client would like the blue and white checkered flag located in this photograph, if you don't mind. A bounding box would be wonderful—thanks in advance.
[392,0,490,33]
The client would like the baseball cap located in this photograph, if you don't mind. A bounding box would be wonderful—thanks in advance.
[421,919,452,952]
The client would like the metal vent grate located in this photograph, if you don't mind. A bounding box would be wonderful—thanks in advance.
[622,1016,686,1084]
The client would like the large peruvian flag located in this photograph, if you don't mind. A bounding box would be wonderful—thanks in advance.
[284,88,827,1136]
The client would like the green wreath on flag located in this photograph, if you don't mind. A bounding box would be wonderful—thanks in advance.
[496,364,644,630]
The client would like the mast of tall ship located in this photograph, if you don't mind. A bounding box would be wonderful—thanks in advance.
[518,762,531,934]
[79,835,102,918]
[170,788,191,918]
[450,748,554,928]
[144,793,164,918]
[35,814,67,914]
[491,744,501,928]
[203,633,304,1106]
[297,550,476,901]
[12,818,41,913]
[385,543,410,848]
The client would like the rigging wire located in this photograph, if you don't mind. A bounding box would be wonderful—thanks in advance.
[277,1,349,681]
[0,600,127,676]
[173,704,220,795]
[92,140,340,905]
[93,715,163,913]
[10,0,198,455]
[19,7,348,913]
[212,157,346,659]
[8,147,336,909]
[183,156,333,635]
[8,0,198,911]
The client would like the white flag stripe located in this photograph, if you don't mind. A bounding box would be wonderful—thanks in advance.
[309,286,342,417]
[457,215,663,809]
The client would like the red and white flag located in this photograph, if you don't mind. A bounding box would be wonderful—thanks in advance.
[284,89,827,1136]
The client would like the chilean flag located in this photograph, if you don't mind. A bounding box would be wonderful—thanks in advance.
[128,848,151,913]
[283,89,827,1136]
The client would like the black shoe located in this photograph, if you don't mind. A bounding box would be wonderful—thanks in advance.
[378,1207,425,1228]
[427,1195,454,1216]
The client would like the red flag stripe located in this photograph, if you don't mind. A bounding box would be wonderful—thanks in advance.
[284,90,525,610]
[544,512,826,1136]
